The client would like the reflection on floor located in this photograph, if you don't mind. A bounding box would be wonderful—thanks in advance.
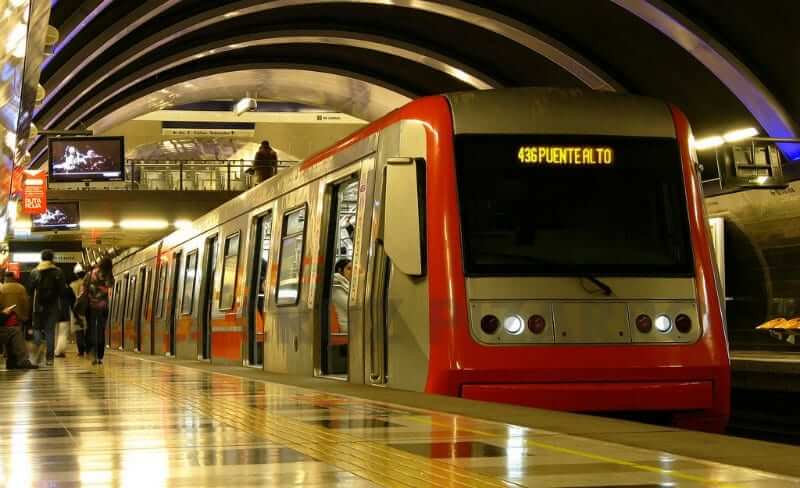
[1,353,799,487]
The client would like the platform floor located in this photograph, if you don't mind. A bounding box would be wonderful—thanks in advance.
[2,354,799,487]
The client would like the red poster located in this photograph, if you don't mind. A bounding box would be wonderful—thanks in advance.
[22,170,47,215]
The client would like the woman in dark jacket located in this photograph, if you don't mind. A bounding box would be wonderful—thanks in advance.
[85,257,114,365]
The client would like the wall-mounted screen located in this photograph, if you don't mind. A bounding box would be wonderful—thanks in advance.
[31,201,80,231]
[48,137,125,182]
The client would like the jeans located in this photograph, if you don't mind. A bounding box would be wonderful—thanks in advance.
[33,306,60,362]
[88,308,109,360]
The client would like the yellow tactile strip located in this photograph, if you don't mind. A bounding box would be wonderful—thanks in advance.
[96,363,515,488]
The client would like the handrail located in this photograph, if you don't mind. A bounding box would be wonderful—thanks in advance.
[120,158,299,191]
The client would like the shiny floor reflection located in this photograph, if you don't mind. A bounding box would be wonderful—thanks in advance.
[1,353,799,487]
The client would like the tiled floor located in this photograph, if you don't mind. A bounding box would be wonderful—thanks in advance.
[1,354,799,487]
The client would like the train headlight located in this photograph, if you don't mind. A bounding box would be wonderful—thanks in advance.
[635,314,653,333]
[480,315,500,334]
[654,314,672,333]
[675,314,692,333]
[527,314,546,334]
[503,315,525,335]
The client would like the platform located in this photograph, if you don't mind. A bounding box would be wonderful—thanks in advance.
[2,354,800,487]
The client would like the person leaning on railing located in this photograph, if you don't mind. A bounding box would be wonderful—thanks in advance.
[250,140,278,185]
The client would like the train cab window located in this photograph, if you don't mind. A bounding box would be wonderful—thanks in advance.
[321,177,359,376]
[276,205,307,306]
[455,134,693,277]
[181,250,198,315]
[219,232,241,310]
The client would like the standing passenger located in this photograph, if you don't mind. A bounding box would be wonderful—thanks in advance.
[70,268,88,357]
[85,257,114,365]
[28,250,66,366]
[252,140,278,185]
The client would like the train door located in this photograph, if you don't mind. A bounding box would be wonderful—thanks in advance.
[365,121,428,390]
[247,212,273,367]
[318,176,360,379]
[167,252,182,356]
[118,273,129,349]
[125,273,137,350]
[152,255,167,355]
[200,235,218,360]
[133,266,147,352]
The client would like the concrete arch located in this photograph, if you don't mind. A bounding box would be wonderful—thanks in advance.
[39,30,500,130]
[611,0,799,158]
[37,0,622,127]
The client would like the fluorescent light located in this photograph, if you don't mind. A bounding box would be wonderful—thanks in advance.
[12,253,41,264]
[174,220,192,229]
[694,136,725,150]
[723,127,758,142]
[80,220,114,229]
[233,97,256,116]
[119,219,169,230]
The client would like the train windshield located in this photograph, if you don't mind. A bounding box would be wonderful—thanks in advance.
[455,134,693,277]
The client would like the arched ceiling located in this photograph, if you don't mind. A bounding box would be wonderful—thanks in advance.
[30,0,800,164]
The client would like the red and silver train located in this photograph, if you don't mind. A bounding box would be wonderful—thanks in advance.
[109,87,730,432]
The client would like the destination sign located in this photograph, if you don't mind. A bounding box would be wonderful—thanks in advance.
[517,145,614,166]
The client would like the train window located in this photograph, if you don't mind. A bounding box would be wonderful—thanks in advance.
[219,232,241,310]
[455,134,693,277]
[154,257,168,318]
[276,205,308,306]
[181,250,198,315]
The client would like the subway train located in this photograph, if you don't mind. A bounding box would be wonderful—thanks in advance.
[109,87,730,432]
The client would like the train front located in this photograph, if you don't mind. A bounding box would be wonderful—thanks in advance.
[427,88,730,432]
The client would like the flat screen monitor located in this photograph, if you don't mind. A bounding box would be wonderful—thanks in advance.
[48,136,125,182]
[31,201,80,231]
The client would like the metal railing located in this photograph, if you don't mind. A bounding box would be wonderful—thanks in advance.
[123,159,298,191]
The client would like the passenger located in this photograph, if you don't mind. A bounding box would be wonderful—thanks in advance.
[28,250,67,366]
[85,257,114,365]
[252,140,278,185]
[54,279,76,358]
[331,259,352,333]
[70,268,88,358]
[0,308,38,369]
[0,271,31,327]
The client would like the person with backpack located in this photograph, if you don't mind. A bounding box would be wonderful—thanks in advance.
[28,249,66,366]
[85,257,114,365]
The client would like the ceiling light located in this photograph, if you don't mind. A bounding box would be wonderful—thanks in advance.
[174,220,192,229]
[119,219,169,230]
[723,127,758,142]
[81,220,114,229]
[694,136,724,151]
[233,97,256,116]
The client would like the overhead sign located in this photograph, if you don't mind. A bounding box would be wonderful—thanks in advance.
[21,170,47,215]
[517,145,614,166]
[162,127,256,137]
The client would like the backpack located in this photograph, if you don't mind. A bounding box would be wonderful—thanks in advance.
[34,268,62,304]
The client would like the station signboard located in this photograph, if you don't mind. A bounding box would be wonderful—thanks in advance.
[21,169,47,215]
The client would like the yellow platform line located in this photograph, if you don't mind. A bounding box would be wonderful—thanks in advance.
[401,415,741,487]
[96,364,512,488]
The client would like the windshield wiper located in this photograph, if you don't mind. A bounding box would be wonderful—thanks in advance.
[582,275,613,296]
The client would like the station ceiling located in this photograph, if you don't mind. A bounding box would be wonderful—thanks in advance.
[29,0,798,164]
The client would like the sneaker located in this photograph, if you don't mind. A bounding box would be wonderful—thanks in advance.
[97,360,103,365]
[55,353,66,358]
